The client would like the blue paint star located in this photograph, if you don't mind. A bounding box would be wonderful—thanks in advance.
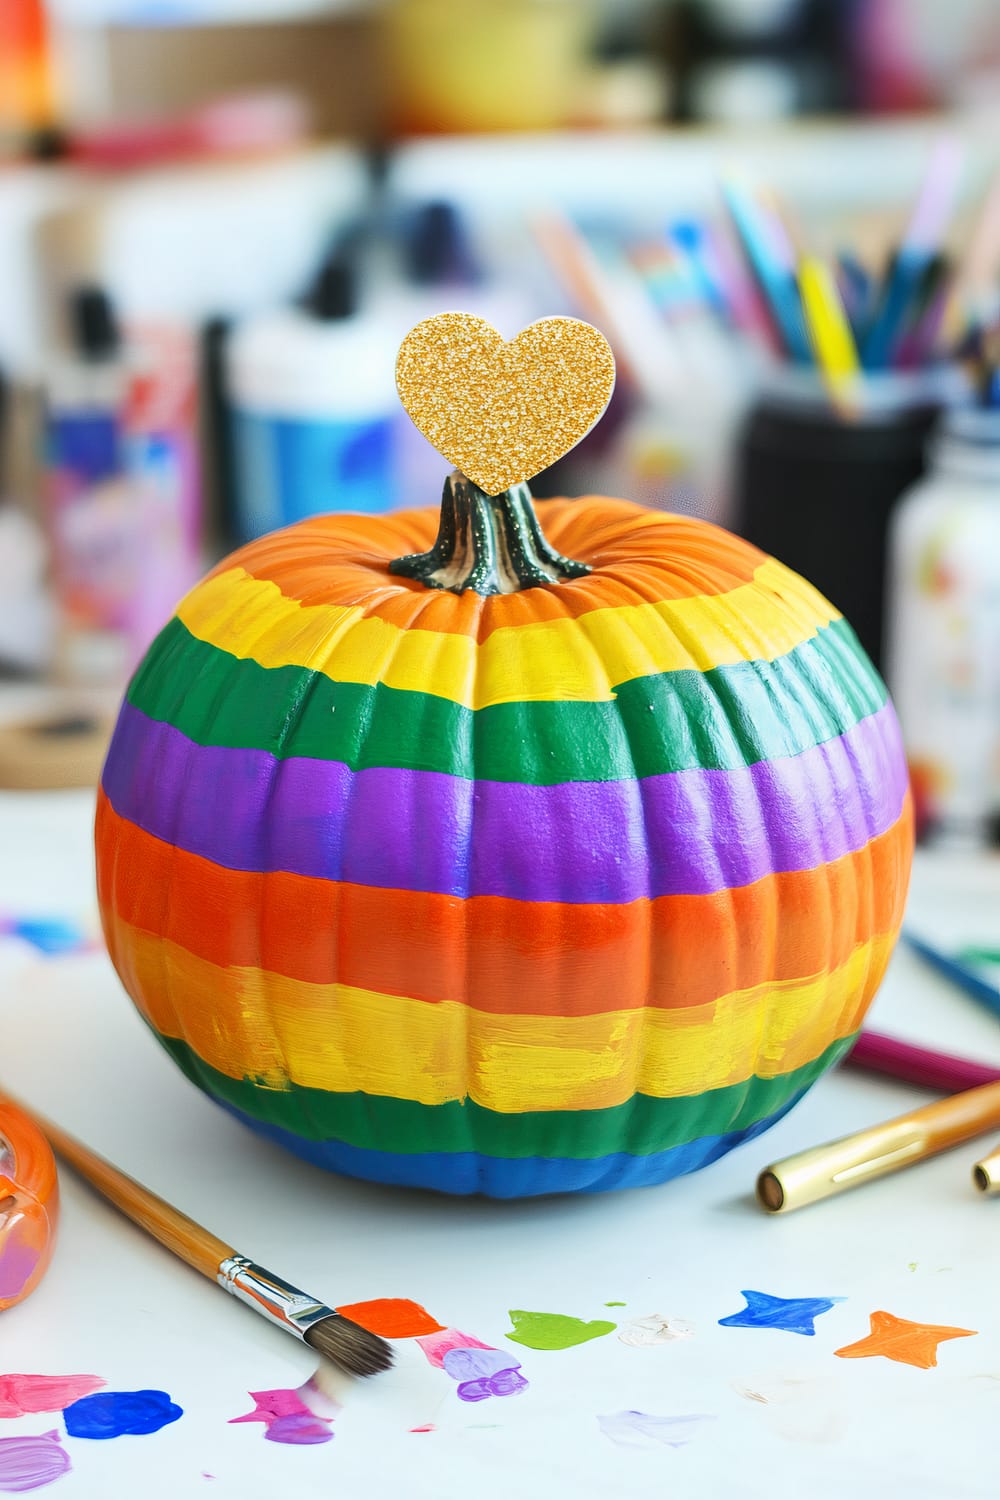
[718,1289,845,1336]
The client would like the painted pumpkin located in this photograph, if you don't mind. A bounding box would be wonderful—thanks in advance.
[95,468,913,1197]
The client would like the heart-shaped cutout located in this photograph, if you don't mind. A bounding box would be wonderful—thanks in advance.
[396,313,616,495]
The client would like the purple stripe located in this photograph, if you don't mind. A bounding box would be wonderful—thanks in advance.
[101,701,908,902]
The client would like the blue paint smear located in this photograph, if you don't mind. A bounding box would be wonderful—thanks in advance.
[63,1390,183,1440]
[718,1289,846,1336]
[1,915,88,955]
[213,1091,808,1196]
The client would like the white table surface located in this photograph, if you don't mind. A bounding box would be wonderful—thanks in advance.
[1,788,998,1500]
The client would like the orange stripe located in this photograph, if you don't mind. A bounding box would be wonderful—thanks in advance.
[206,499,769,642]
[96,789,912,1017]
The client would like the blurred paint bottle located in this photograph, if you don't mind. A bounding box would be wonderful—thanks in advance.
[121,324,204,661]
[0,370,54,675]
[886,406,1000,848]
[44,286,135,687]
[227,249,396,539]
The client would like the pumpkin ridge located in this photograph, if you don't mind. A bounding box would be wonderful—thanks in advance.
[108,913,896,1113]
[176,557,841,706]
[100,702,910,901]
[129,615,886,785]
[96,789,912,1016]
[136,1017,855,1156]
[154,1035,849,1176]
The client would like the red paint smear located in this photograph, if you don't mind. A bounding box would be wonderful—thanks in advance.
[335,1298,444,1338]
[0,1374,106,1419]
[229,1388,311,1425]
[410,1425,436,1433]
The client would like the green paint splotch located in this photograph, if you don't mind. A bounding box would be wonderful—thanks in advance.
[505,1310,617,1351]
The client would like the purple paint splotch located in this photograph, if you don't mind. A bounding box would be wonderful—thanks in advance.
[598,1411,716,1450]
[229,1381,339,1446]
[441,1348,528,1404]
[62,1390,182,1440]
[417,1329,527,1405]
[0,1237,39,1304]
[0,1430,70,1493]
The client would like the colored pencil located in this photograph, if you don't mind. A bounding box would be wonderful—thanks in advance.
[845,1029,1000,1094]
[720,179,812,364]
[862,138,963,369]
[797,255,861,410]
[903,931,1000,1020]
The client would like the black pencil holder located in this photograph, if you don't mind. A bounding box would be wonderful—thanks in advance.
[733,374,949,672]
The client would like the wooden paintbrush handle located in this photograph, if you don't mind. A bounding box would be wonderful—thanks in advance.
[0,1094,234,1280]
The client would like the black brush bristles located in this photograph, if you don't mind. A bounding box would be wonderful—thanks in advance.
[304,1313,394,1377]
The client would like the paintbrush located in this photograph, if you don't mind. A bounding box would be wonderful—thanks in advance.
[2,1092,393,1378]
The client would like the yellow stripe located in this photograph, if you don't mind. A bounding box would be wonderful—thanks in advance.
[108,913,892,1113]
[176,558,840,709]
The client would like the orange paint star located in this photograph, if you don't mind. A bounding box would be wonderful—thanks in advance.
[834,1310,977,1370]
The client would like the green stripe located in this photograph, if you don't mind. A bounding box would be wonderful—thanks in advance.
[128,616,885,785]
[155,1030,854,1161]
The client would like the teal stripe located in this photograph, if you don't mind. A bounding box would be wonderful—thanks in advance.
[129,616,885,785]
[153,1029,855,1161]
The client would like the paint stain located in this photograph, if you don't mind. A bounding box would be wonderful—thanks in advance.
[618,1314,694,1347]
[0,916,90,958]
[416,1328,493,1370]
[907,1263,918,1273]
[719,1290,845,1337]
[409,1425,436,1434]
[506,1311,616,1351]
[834,1311,978,1370]
[731,1376,848,1444]
[442,1349,527,1405]
[0,1430,70,1492]
[0,1235,39,1305]
[334,1299,444,1338]
[62,1390,183,1440]
[230,1384,338,1447]
[604,1302,626,1308]
[597,1411,716,1450]
[418,1329,527,1404]
[0,1377,106,1421]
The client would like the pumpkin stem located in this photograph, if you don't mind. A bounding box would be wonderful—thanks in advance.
[389,471,591,595]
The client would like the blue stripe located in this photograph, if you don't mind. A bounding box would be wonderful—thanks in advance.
[211,1093,806,1198]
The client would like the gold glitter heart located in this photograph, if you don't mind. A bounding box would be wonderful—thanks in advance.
[395,313,616,495]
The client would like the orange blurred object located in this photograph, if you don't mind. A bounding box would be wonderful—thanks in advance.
[0,0,57,143]
[0,1101,59,1312]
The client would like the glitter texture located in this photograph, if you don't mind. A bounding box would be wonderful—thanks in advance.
[395,313,616,495]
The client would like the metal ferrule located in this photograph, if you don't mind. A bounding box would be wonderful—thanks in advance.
[217,1256,335,1341]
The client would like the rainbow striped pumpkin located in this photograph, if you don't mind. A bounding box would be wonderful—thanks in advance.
[96,480,913,1197]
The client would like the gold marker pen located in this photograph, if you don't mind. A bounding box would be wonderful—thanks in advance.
[972,1141,1000,1195]
[757,1080,1000,1213]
